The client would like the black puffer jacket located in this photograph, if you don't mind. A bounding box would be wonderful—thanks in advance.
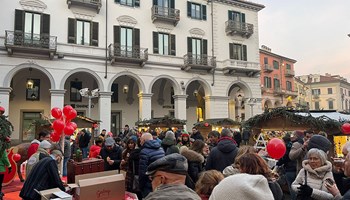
[205,137,238,172]
[161,138,179,155]
[181,149,204,184]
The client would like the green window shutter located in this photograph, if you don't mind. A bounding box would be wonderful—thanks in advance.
[229,43,233,59]
[228,10,233,20]
[133,28,140,49]
[134,0,140,7]
[153,0,157,6]
[202,39,207,56]
[187,2,191,17]
[91,22,99,46]
[202,5,207,20]
[41,14,50,35]
[170,0,175,9]
[153,32,159,54]
[241,13,246,23]
[114,26,120,45]
[242,45,247,61]
[187,37,192,53]
[115,0,120,3]
[14,9,24,32]
[68,18,76,44]
[170,34,176,56]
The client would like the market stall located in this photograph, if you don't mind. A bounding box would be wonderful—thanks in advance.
[135,116,186,133]
[193,118,241,139]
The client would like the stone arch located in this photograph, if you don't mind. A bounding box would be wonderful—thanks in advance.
[226,80,253,97]
[184,77,212,96]
[108,71,146,93]
[148,75,181,95]
[263,98,273,108]
[4,62,55,88]
[60,68,104,90]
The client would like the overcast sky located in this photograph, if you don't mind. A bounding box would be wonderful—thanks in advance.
[255,0,350,80]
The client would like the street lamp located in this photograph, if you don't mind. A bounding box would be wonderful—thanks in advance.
[79,88,100,118]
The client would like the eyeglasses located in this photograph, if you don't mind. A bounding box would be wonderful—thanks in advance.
[149,175,162,181]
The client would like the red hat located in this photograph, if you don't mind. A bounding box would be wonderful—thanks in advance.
[181,133,189,137]
[0,106,5,113]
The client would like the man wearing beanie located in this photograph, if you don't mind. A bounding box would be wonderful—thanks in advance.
[144,153,201,200]
[26,140,52,177]
[20,149,65,200]
[307,134,331,153]
[161,131,179,155]
[206,128,238,172]
[209,173,274,200]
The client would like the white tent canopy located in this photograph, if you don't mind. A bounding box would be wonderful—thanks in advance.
[297,111,350,121]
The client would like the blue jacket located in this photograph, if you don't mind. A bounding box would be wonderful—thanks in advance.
[205,138,238,172]
[139,140,165,197]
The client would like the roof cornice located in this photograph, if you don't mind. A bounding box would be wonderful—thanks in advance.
[214,0,265,11]
[260,49,297,63]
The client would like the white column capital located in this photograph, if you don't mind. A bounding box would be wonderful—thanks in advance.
[172,94,188,100]
[99,92,113,97]
[138,93,153,98]
[49,89,66,95]
[0,87,12,94]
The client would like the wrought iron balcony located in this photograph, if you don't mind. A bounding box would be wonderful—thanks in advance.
[108,44,148,66]
[182,53,216,72]
[263,64,273,72]
[225,20,254,38]
[223,60,260,77]
[151,6,180,26]
[273,87,284,96]
[5,30,57,59]
[285,69,295,77]
[67,0,102,13]
[284,89,298,97]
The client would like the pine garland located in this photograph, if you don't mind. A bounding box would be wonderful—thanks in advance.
[0,115,14,155]
[136,116,187,126]
[242,107,341,132]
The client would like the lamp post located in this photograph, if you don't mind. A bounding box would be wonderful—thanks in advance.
[79,88,100,118]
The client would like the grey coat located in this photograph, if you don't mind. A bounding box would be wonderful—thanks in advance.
[144,184,201,200]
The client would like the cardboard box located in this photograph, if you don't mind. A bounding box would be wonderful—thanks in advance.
[70,170,125,200]
[38,188,72,200]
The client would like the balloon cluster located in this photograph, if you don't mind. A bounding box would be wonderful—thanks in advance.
[342,123,350,135]
[50,105,77,142]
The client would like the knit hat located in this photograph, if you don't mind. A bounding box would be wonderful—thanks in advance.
[130,135,138,142]
[307,135,331,153]
[146,153,188,176]
[165,131,175,140]
[51,149,63,158]
[210,173,274,200]
[181,132,190,137]
[40,140,52,149]
[105,137,115,146]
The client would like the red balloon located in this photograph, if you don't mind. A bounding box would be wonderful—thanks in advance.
[266,138,286,160]
[51,107,62,119]
[64,125,75,136]
[52,120,65,133]
[66,109,77,120]
[69,122,77,130]
[13,153,21,162]
[63,105,74,117]
[92,123,98,128]
[50,132,61,142]
[342,123,350,134]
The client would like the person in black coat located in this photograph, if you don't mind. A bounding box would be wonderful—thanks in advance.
[191,127,204,141]
[205,129,238,172]
[78,129,91,159]
[20,150,65,200]
[180,141,205,185]
[126,138,142,199]
[99,137,123,171]
[161,131,179,155]
[139,133,165,198]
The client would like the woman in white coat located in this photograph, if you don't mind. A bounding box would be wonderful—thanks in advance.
[292,148,334,200]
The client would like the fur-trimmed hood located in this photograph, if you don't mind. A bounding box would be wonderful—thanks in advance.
[181,149,204,163]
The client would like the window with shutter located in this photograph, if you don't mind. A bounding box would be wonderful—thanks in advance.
[188,2,205,20]
[230,43,247,61]
[153,32,159,54]
[68,19,98,46]
[117,0,139,7]
[170,34,176,56]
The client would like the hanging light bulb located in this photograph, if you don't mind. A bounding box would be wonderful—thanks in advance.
[26,67,34,89]
[123,85,129,94]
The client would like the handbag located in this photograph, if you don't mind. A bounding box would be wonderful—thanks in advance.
[297,170,313,200]
[132,160,140,192]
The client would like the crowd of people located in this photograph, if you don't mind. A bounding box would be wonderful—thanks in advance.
[7,124,350,200]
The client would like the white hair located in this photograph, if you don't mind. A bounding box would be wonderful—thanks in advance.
[307,148,327,166]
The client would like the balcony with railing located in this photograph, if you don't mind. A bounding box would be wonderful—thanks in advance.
[67,0,102,13]
[5,30,57,59]
[225,20,254,38]
[273,87,284,96]
[222,60,260,77]
[284,89,298,97]
[285,69,295,77]
[151,6,180,26]
[108,44,148,66]
[263,64,273,73]
[182,53,216,72]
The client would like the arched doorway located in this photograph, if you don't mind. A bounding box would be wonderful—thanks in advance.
[186,80,209,129]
